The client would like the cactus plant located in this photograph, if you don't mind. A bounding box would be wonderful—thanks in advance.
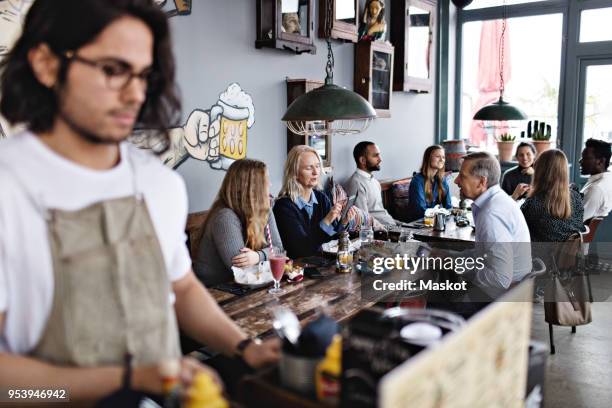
[496,133,515,161]
[497,133,516,142]
[526,120,552,141]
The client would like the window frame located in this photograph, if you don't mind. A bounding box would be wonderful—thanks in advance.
[448,0,612,184]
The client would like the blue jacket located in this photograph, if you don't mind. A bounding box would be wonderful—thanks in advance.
[406,172,452,221]
[273,190,337,259]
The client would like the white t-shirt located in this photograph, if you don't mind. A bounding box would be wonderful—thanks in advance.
[581,172,612,221]
[0,132,191,354]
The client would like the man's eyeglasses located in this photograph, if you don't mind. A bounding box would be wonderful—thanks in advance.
[63,51,160,92]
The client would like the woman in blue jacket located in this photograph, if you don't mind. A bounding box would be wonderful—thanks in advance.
[406,145,452,221]
[273,145,342,258]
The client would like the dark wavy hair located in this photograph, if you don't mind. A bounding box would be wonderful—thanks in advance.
[0,0,180,153]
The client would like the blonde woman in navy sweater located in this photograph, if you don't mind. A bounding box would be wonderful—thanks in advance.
[273,145,342,258]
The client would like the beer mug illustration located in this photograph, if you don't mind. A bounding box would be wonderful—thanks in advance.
[218,103,248,160]
[216,83,255,162]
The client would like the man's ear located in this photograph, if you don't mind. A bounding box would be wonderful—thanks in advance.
[479,176,489,189]
[28,44,61,89]
[359,155,366,168]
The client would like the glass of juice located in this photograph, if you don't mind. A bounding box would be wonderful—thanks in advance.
[269,247,287,294]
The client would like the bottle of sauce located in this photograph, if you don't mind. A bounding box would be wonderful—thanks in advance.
[185,372,228,408]
[336,231,353,273]
[159,359,181,408]
[315,334,342,404]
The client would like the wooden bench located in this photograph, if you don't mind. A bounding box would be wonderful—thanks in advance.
[185,210,209,260]
[380,176,413,221]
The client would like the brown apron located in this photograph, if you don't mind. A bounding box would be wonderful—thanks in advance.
[25,159,181,367]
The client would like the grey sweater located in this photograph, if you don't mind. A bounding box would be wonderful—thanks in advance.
[193,207,283,286]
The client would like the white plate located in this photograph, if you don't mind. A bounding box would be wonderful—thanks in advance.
[232,261,274,287]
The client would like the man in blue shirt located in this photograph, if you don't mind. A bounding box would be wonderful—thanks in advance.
[455,152,532,291]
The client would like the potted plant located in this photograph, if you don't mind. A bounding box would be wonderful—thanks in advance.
[496,133,515,162]
[525,120,553,155]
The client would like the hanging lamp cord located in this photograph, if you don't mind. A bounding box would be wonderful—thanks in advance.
[324,0,334,84]
[499,0,507,99]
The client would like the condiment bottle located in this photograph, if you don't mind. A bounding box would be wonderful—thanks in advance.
[315,334,342,404]
[159,359,181,408]
[185,372,228,408]
[336,231,353,273]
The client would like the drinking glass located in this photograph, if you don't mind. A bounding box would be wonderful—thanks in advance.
[269,247,287,294]
[389,225,402,242]
[399,229,413,242]
[359,225,374,245]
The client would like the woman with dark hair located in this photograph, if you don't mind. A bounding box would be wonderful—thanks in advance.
[501,141,536,200]
[194,159,283,286]
[406,145,452,221]
[521,149,585,241]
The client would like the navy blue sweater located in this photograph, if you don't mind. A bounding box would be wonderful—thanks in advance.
[273,190,336,259]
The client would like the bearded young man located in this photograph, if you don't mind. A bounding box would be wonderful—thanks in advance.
[345,141,398,228]
[0,0,278,404]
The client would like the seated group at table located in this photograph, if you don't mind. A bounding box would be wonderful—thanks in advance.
[194,137,612,293]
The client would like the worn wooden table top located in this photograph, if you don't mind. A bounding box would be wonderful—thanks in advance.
[209,265,388,338]
[405,216,476,244]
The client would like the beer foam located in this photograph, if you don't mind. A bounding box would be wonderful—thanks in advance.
[218,83,255,127]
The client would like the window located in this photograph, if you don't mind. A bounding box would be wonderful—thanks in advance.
[464,0,543,10]
[582,64,612,145]
[452,0,612,183]
[460,14,562,150]
[580,7,612,43]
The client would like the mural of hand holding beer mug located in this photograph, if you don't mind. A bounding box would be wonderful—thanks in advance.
[183,83,255,170]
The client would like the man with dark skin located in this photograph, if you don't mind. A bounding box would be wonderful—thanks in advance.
[579,138,612,221]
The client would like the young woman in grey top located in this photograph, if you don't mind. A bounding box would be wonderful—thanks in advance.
[193,159,283,286]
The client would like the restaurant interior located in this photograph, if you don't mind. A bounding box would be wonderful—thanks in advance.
[1,0,611,407]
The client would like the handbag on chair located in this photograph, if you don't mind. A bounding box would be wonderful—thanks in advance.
[544,274,592,326]
[543,234,592,354]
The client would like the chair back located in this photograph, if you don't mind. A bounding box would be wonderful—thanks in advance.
[581,217,604,243]
[555,233,583,273]
[186,210,209,259]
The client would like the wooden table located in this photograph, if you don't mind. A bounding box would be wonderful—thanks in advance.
[404,216,475,244]
[209,265,388,339]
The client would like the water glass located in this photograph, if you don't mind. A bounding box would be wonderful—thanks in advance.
[399,229,413,242]
[359,225,374,245]
[388,225,402,242]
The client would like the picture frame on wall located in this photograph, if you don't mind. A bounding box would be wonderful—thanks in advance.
[256,0,317,54]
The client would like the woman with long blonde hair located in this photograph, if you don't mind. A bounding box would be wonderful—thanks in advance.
[194,159,283,286]
[521,149,585,241]
[274,145,342,258]
[406,145,452,221]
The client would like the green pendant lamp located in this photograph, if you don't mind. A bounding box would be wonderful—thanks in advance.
[473,0,527,121]
[282,2,376,136]
[473,95,527,121]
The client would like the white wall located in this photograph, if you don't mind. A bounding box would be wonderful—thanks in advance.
[168,0,438,211]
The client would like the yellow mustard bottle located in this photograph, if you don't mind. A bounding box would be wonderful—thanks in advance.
[315,334,342,404]
[185,372,229,408]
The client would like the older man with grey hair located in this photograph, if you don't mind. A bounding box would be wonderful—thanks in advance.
[455,152,531,291]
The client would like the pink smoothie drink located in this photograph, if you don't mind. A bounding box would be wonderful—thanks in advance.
[270,256,285,281]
